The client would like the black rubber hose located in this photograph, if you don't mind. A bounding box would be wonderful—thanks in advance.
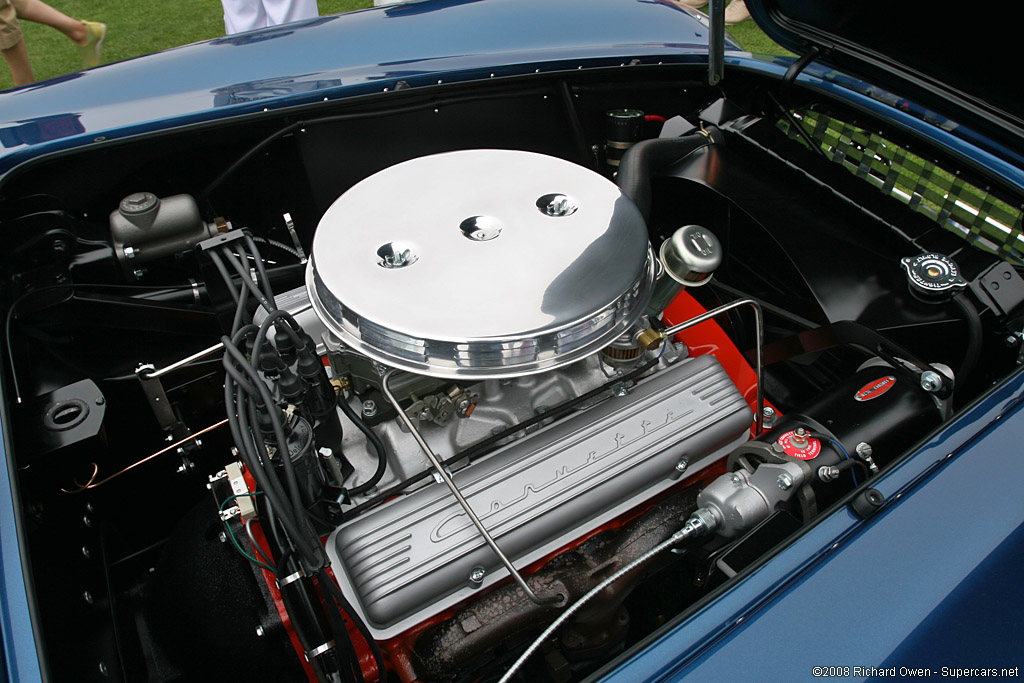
[616,127,723,221]
[338,393,388,496]
[952,292,982,386]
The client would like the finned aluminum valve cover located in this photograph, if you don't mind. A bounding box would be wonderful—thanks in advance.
[327,355,751,637]
[307,149,655,379]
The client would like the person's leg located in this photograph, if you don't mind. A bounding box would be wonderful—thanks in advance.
[2,39,34,85]
[12,0,87,44]
[262,0,318,28]
[1,0,34,85]
[222,0,267,34]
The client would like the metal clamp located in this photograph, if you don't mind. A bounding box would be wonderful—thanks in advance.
[381,371,565,608]
[305,640,335,660]
[661,298,765,435]
[276,570,305,588]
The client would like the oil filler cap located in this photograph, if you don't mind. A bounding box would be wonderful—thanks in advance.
[901,253,966,301]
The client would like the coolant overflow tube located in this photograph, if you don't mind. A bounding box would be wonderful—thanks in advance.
[380,369,566,608]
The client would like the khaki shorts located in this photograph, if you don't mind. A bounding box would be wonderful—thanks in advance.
[1,0,29,52]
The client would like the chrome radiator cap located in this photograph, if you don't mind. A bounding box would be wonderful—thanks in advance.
[307,149,654,379]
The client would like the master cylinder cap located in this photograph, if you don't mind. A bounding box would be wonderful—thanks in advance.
[307,149,655,379]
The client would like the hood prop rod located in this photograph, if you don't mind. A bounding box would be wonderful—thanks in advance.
[707,0,725,86]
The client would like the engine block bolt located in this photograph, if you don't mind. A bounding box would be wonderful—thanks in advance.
[920,370,943,393]
[818,465,841,482]
[362,400,378,418]
[218,531,227,544]
[469,566,486,584]
[675,457,689,473]
[777,472,794,490]
[611,383,628,398]
[255,625,265,637]
[761,406,777,428]
[83,591,94,605]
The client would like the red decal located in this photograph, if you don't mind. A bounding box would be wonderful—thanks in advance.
[776,430,821,460]
[855,376,896,402]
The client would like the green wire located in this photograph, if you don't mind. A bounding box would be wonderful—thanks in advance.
[220,492,278,576]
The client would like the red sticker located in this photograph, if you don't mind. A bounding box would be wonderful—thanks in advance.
[776,430,822,460]
[855,376,896,402]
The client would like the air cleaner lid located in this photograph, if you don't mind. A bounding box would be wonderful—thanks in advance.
[307,149,654,379]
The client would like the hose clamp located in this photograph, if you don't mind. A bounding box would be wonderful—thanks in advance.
[276,570,305,588]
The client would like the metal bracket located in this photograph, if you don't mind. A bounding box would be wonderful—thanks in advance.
[135,364,192,443]
[218,505,240,522]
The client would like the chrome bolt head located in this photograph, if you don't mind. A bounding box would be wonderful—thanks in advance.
[920,370,943,393]
[675,457,689,473]
[362,400,378,418]
[469,566,486,584]
[777,472,794,490]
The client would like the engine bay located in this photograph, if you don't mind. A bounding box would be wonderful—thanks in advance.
[3,65,1024,682]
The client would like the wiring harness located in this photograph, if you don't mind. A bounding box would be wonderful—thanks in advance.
[210,231,385,683]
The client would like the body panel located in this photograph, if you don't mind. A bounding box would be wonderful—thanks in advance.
[0,0,732,171]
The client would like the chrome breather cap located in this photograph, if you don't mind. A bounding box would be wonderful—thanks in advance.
[660,224,722,287]
[307,149,655,379]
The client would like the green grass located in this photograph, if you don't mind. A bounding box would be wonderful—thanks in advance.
[1,0,371,91]
[1,1,788,92]
[728,19,791,56]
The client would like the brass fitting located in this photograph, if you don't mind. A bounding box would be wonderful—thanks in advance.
[636,328,665,351]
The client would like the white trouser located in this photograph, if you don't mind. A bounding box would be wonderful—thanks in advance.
[222,0,319,34]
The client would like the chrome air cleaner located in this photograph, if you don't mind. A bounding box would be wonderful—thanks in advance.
[307,149,655,378]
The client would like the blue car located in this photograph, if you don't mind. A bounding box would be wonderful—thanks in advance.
[2,1,1023,681]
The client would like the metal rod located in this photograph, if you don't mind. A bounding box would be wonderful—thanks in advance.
[662,298,765,435]
[138,342,225,379]
[381,369,565,607]
[61,418,228,493]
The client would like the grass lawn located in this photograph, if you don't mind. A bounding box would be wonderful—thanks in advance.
[1,1,787,92]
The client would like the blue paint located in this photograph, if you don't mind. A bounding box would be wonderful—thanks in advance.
[0,421,43,682]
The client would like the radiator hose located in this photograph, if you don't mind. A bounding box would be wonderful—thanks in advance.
[616,126,723,220]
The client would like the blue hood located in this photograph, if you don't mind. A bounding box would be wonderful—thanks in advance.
[0,0,732,171]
